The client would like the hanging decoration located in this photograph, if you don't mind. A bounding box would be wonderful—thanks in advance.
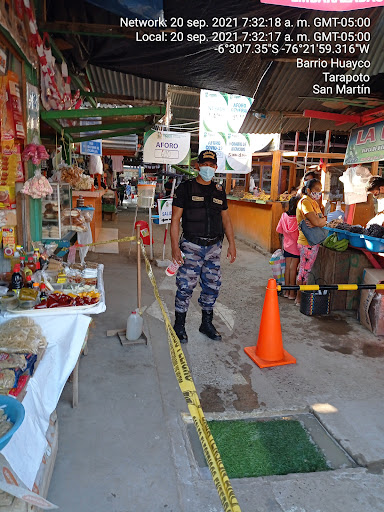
[21,169,53,199]
[22,0,82,111]
[22,143,50,165]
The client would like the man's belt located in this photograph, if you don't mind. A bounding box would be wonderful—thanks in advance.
[183,234,223,246]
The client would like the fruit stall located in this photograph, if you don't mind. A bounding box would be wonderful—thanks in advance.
[226,150,346,252]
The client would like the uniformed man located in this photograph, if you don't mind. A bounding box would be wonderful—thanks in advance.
[170,150,236,343]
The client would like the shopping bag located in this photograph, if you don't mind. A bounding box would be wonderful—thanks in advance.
[269,249,285,285]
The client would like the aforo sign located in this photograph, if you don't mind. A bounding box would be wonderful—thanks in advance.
[260,0,383,10]
[344,120,384,165]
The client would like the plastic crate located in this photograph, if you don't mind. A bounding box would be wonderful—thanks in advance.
[102,204,117,213]
[324,227,349,240]
[364,235,384,253]
[348,232,365,248]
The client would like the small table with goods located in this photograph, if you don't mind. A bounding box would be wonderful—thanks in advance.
[0,260,106,510]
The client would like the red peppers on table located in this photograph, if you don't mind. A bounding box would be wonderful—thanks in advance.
[34,293,98,309]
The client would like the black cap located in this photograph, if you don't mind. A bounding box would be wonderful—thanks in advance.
[304,170,317,179]
[197,150,217,164]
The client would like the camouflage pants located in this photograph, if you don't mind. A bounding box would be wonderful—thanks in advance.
[175,238,222,313]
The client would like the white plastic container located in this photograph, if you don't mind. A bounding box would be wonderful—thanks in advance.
[165,252,185,277]
[126,310,143,341]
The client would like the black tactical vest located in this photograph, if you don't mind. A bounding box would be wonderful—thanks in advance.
[182,179,225,238]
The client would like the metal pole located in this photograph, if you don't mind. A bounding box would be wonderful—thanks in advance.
[136,225,142,310]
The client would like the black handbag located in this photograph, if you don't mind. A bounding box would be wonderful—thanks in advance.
[299,220,327,246]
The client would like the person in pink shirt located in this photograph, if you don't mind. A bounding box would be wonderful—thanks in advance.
[276,196,300,300]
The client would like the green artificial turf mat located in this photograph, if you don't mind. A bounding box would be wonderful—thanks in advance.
[208,419,331,478]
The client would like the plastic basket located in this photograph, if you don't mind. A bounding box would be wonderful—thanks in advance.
[364,235,384,253]
[324,227,349,240]
[300,290,331,316]
[348,232,365,248]
[0,396,25,450]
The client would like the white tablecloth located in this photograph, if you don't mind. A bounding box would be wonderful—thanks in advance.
[1,314,92,490]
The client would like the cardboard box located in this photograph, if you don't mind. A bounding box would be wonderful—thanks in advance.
[359,268,384,335]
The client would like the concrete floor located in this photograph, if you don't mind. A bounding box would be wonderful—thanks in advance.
[48,204,384,512]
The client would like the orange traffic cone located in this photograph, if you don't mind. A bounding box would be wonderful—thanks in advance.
[244,279,296,368]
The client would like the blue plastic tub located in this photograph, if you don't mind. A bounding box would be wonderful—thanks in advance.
[324,227,349,240]
[348,232,365,248]
[364,235,384,253]
[0,396,25,450]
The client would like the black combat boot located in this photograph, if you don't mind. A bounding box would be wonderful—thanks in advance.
[199,310,222,341]
[174,311,188,343]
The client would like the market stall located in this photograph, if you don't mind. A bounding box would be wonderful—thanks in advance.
[227,150,346,252]
[0,254,106,509]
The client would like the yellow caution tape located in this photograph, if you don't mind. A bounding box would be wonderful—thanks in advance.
[140,242,241,512]
[62,235,137,252]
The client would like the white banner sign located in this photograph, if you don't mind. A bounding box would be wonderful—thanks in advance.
[226,133,252,174]
[157,198,173,224]
[199,90,253,134]
[198,131,226,173]
[143,130,190,165]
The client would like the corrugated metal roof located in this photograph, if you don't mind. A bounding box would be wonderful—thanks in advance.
[87,65,167,102]
[103,134,138,150]
[241,9,384,134]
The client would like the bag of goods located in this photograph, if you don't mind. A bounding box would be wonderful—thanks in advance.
[0,317,47,354]
[62,208,87,232]
[22,144,50,165]
[0,408,13,437]
[0,354,28,370]
[269,249,285,285]
[21,172,53,199]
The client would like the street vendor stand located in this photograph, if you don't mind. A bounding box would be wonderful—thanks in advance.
[227,150,346,252]
[0,266,106,510]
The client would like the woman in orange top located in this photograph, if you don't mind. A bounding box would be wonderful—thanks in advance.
[296,178,326,304]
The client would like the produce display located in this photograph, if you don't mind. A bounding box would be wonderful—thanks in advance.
[323,234,349,252]
[327,218,384,238]
[34,291,100,309]
[242,190,271,201]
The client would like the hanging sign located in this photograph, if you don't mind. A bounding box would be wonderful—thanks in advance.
[198,131,226,173]
[157,198,173,224]
[199,90,253,134]
[344,120,384,165]
[199,89,254,174]
[143,130,190,165]
[226,133,252,174]
[80,118,102,156]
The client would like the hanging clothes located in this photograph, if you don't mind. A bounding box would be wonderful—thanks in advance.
[339,166,371,205]
[111,155,124,173]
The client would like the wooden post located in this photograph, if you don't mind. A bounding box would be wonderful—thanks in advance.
[225,174,232,194]
[136,225,142,310]
[270,150,281,201]
[371,161,379,175]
